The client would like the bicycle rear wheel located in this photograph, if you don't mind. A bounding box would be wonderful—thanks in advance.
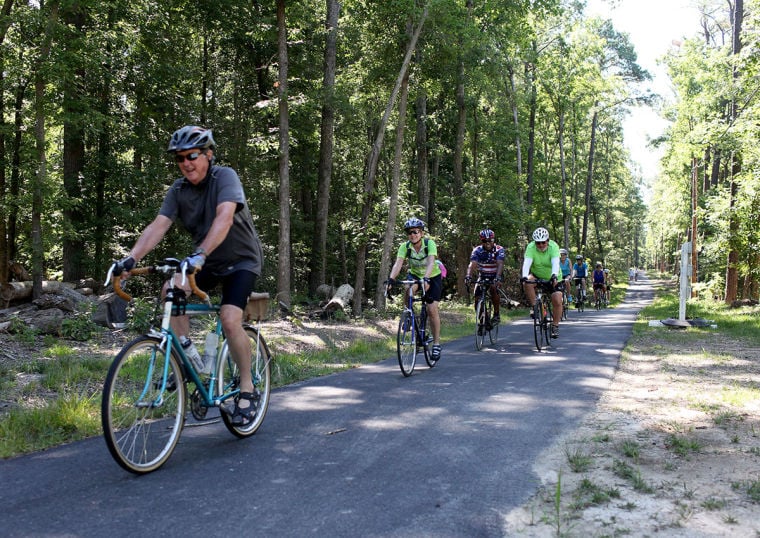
[533,300,544,351]
[101,335,186,474]
[475,299,486,351]
[218,325,272,438]
[397,311,416,376]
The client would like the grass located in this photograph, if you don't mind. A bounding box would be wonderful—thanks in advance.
[1,299,477,458]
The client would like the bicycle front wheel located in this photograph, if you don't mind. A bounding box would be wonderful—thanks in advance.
[543,300,553,345]
[397,311,416,376]
[218,326,272,438]
[475,299,486,351]
[101,335,186,474]
[533,300,544,351]
[486,298,499,345]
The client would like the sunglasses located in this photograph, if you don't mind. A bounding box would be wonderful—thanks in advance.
[482,239,493,243]
[174,151,204,164]
[407,230,421,236]
[535,241,547,246]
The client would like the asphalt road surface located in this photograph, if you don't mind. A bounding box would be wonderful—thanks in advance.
[1,278,654,537]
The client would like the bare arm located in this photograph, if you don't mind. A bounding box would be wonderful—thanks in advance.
[388,257,405,280]
[129,215,173,263]
[194,201,237,256]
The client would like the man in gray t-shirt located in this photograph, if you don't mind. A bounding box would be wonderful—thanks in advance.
[112,125,263,426]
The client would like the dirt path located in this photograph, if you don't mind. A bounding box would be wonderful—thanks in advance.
[504,282,760,537]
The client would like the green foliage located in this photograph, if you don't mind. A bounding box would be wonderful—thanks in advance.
[61,309,103,342]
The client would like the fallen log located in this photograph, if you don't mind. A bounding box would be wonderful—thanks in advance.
[323,284,354,314]
[0,281,76,304]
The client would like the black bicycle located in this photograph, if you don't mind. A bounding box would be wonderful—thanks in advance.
[386,278,436,376]
[525,278,554,351]
[573,277,586,312]
[468,276,499,350]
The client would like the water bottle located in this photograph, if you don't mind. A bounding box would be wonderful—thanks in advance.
[180,335,204,373]
[201,331,218,375]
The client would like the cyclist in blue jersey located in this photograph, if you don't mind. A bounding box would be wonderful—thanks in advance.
[387,217,443,361]
[465,229,506,323]
[572,254,589,301]
[521,227,563,338]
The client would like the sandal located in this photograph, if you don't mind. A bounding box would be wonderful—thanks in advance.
[229,391,259,426]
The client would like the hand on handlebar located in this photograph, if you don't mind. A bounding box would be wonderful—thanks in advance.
[105,256,135,286]
[181,254,205,275]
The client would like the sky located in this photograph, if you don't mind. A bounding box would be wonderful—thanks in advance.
[584,0,702,189]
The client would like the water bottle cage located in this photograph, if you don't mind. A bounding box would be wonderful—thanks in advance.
[168,288,187,316]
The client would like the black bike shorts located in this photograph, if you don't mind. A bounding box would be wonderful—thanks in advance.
[409,273,442,303]
[195,269,258,310]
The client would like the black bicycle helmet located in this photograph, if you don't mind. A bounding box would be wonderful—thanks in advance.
[167,126,216,153]
[404,217,425,231]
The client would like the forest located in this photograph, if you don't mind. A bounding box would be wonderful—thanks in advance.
[0,0,756,314]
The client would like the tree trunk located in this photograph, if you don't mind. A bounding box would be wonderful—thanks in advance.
[525,42,538,217]
[276,0,292,308]
[32,1,60,300]
[352,3,428,316]
[323,284,354,313]
[0,0,17,285]
[61,3,87,282]
[581,107,598,253]
[376,63,410,309]
[308,0,340,297]
[724,0,743,303]
[415,88,429,218]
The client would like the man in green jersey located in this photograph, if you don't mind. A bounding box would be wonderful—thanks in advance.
[387,217,443,361]
[521,227,564,338]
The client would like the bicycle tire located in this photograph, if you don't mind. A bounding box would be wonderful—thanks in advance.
[475,299,486,351]
[561,290,568,321]
[576,285,585,312]
[101,335,186,474]
[486,297,499,345]
[397,311,416,376]
[218,325,272,438]
[543,299,553,345]
[533,299,544,351]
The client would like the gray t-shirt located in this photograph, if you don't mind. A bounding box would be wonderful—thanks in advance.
[159,165,263,276]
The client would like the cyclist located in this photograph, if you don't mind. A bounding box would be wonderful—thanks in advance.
[572,254,588,304]
[465,228,506,327]
[592,262,606,304]
[387,217,443,361]
[109,125,264,427]
[604,268,615,303]
[521,227,563,338]
[559,248,572,303]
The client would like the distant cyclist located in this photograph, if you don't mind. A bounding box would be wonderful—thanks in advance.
[572,254,588,302]
[387,217,443,361]
[521,227,563,338]
[604,268,615,303]
[465,229,506,324]
[592,262,606,304]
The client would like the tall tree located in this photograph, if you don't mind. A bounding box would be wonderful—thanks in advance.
[308,0,340,296]
[276,0,292,308]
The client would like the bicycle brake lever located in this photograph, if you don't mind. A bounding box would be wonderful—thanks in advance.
[104,265,115,287]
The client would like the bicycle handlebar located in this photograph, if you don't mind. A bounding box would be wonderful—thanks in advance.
[109,263,210,304]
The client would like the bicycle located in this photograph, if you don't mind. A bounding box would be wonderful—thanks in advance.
[560,278,570,321]
[101,258,272,474]
[524,278,554,351]
[468,276,499,350]
[387,278,436,376]
[594,284,605,310]
[573,278,586,312]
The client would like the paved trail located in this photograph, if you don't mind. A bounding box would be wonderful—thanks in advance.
[1,279,654,537]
